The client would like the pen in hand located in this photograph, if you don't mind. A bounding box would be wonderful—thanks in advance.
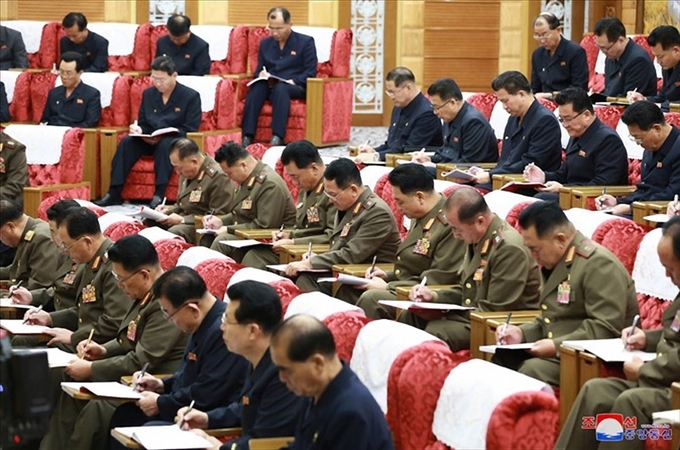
[368,255,377,278]
[276,224,285,240]
[498,312,512,345]
[414,276,427,302]
[625,314,640,348]
[80,328,95,360]
[9,280,23,299]
[598,187,607,208]
[306,242,313,260]
[132,362,149,391]
[22,304,42,325]
[178,400,195,429]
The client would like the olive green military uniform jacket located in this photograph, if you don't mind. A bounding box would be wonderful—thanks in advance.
[0,217,64,291]
[434,214,541,318]
[30,259,81,310]
[0,132,28,201]
[289,179,336,244]
[90,291,188,381]
[49,239,128,347]
[520,231,639,348]
[218,161,296,230]
[310,187,401,269]
[167,155,233,225]
[639,294,680,389]
[386,195,464,289]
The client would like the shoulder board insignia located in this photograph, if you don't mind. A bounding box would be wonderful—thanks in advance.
[315,182,324,194]
[564,246,576,264]
[91,256,101,271]
[575,239,597,259]
[197,171,205,182]
[423,217,435,231]
[437,210,447,224]
[246,176,256,188]
[362,200,375,210]
[493,228,505,246]
[296,202,304,209]
[256,172,267,184]
[0,143,3,152]
[352,202,362,214]
[24,230,35,242]
[206,166,217,177]
[139,291,152,307]
[5,140,16,149]
[480,238,491,255]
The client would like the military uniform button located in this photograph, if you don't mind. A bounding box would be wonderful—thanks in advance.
[465,283,472,289]
[464,299,471,305]
[547,332,553,338]
[541,304,547,310]
[544,317,551,324]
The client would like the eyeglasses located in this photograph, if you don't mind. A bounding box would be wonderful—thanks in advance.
[162,301,196,321]
[385,85,406,97]
[628,130,649,144]
[324,186,350,201]
[533,30,554,40]
[59,70,77,78]
[596,40,617,53]
[111,268,144,284]
[432,99,453,112]
[59,235,85,252]
[558,109,586,124]
[151,76,172,84]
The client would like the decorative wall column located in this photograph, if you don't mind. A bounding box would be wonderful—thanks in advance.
[351,0,386,115]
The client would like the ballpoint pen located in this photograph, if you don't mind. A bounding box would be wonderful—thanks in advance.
[22,304,42,325]
[8,280,23,299]
[276,224,285,240]
[414,276,427,302]
[625,314,640,347]
[498,312,512,345]
[178,400,195,429]
[80,328,95,360]
[368,255,377,277]
[160,197,167,208]
[306,242,312,259]
[598,187,607,208]
[131,362,149,391]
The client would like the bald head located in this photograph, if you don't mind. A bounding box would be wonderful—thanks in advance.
[445,187,491,223]
[271,314,336,361]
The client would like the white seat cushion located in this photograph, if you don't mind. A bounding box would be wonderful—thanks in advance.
[489,100,510,140]
[2,21,47,53]
[359,165,392,191]
[284,291,364,320]
[632,228,679,301]
[175,246,231,269]
[191,25,233,62]
[176,75,221,112]
[138,226,185,244]
[227,267,286,287]
[484,190,540,221]
[88,23,138,56]
[4,124,69,165]
[292,26,335,63]
[563,208,621,239]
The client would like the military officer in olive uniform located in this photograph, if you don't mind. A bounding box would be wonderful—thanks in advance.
[149,138,233,242]
[0,199,64,292]
[287,158,401,298]
[41,235,189,450]
[556,216,680,450]
[402,187,541,352]
[27,208,128,352]
[0,132,28,202]
[205,142,296,261]
[242,140,336,268]
[495,201,639,387]
[356,165,464,314]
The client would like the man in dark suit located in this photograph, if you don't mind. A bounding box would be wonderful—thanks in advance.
[0,81,10,123]
[96,56,202,208]
[357,67,443,162]
[241,7,318,146]
[0,25,29,70]
[60,12,109,73]
[155,14,210,76]
[40,51,101,128]
[594,17,657,98]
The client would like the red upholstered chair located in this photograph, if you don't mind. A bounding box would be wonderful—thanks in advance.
[150,25,249,76]
[506,200,537,232]
[466,93,497,121]
[638,294,673,331]
[153,238,194,270]
[486,391,560,450]
[84,23,154,72]
[593,105,622,129]
[580,34,605,93]
[195,259,245,299]
[1,70,32,122]
[591,218,648,275]
[36,196,106,221]
[269,279,303,316]
[225,26,353,147]
[323,311,372,363]
[665,112,680,127]
[103,221,146,242]
[536,97,557,112]
[275,158,300,203]
[3,21,60,69]
[387,341,468,450]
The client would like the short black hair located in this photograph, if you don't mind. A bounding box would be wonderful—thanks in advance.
[268,6,291,23]
[152,266,208,309]
[388,164,435,195]
[386,67,416,87]
[60,207,101,239]
[169,138,201,160]
[214,141,250,167]
[150,56,177,76]
[518,201,570,238]
[60,51,84,73]
[0,199,23,227]
[554,87,594,114]
[107,235,160,273]
[648,25,680,50]
[662,216,680,260]
[272,315,336,361]
[445,187,490,223]
[594,17,626,42]
[621,101,666,131]
[491,71,532,95]
[281,140,323,168]
[323,158,362,189]
[62,12,87,31]
[427,78,463,102]
[46,199,80,226]
[533,12,561,29]
[167,14,191,36]
[227,280,282,335]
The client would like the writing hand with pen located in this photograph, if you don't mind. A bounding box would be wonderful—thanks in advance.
[361,263,388,291]
[176,405,209,430]
[22,305,51,326]
[621,315,646,381]
[9,286,33,305]
[202,213,227,235]
[76,338,107,361]
[271,226,294,253]
[467,166,489,184]
[667,195,680,217]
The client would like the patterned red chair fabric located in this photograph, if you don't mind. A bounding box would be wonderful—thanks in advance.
[103,221,146,242]
[4,71,33,122]
[275,158,300,203]
[269,279,303,316]
[387,341,469,450]
[195,258,245,299]
[153,238,194,271]
[591,218,648,275]
[665,112,680,127]
[228,27,353,146]
[593,105,622,130]
[441,184,466,198]
[374,173,408,240]
[36,195,106,221]
[506,200,539,232]
[26,127,86,186]
[580,34,605,93]
[323,311,372,363]
[466,93,497,121]
[13,21,61,69]
[638,294,673,330]
[536,97,557,112]
[486,391,559,450]
[245,142,269,160]
[628,158,642,186]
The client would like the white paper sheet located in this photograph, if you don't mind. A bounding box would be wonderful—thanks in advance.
[114,425,213,450]
[318,273,371,286]
[378,300,475,311]
[219,239,271,249]
[562,338,657,362]
[0,320,50,335]
[61,381,142,400]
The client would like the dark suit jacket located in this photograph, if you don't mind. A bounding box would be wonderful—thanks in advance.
[531,36,589,93]
[0,26,29,70]
[155,33,211,76]
[0,81,9,122]
[431,102,498,164]
[60,31,109,73]
[603,39,657,97]
[255,31,318,88]
[138,82,202,136]
[40,81,102,128]
[648,65,680,107]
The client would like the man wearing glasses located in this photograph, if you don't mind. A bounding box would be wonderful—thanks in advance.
[523,87,628,203]
[594,17,657,98]
[40,51,101,128]
[241,7,317,147]
[597,101,680,216]
[39,235,188,450]
[530,12,588,98]
[357,66,442,162]
[96,56,202,209]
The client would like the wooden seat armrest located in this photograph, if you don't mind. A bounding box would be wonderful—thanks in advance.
[394,285,455,300]
[491,173,524,190]
[207,427,243,438]
[24,182,91,218]
[561,185,636,209]
[249,436,295,450]
[559,346,581,430]
[110,429,141,449]
[385,154,411,167]
[632,200,672,226]
[119,374,173,386]
[234,229,282,240]
[331,263,395,278]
